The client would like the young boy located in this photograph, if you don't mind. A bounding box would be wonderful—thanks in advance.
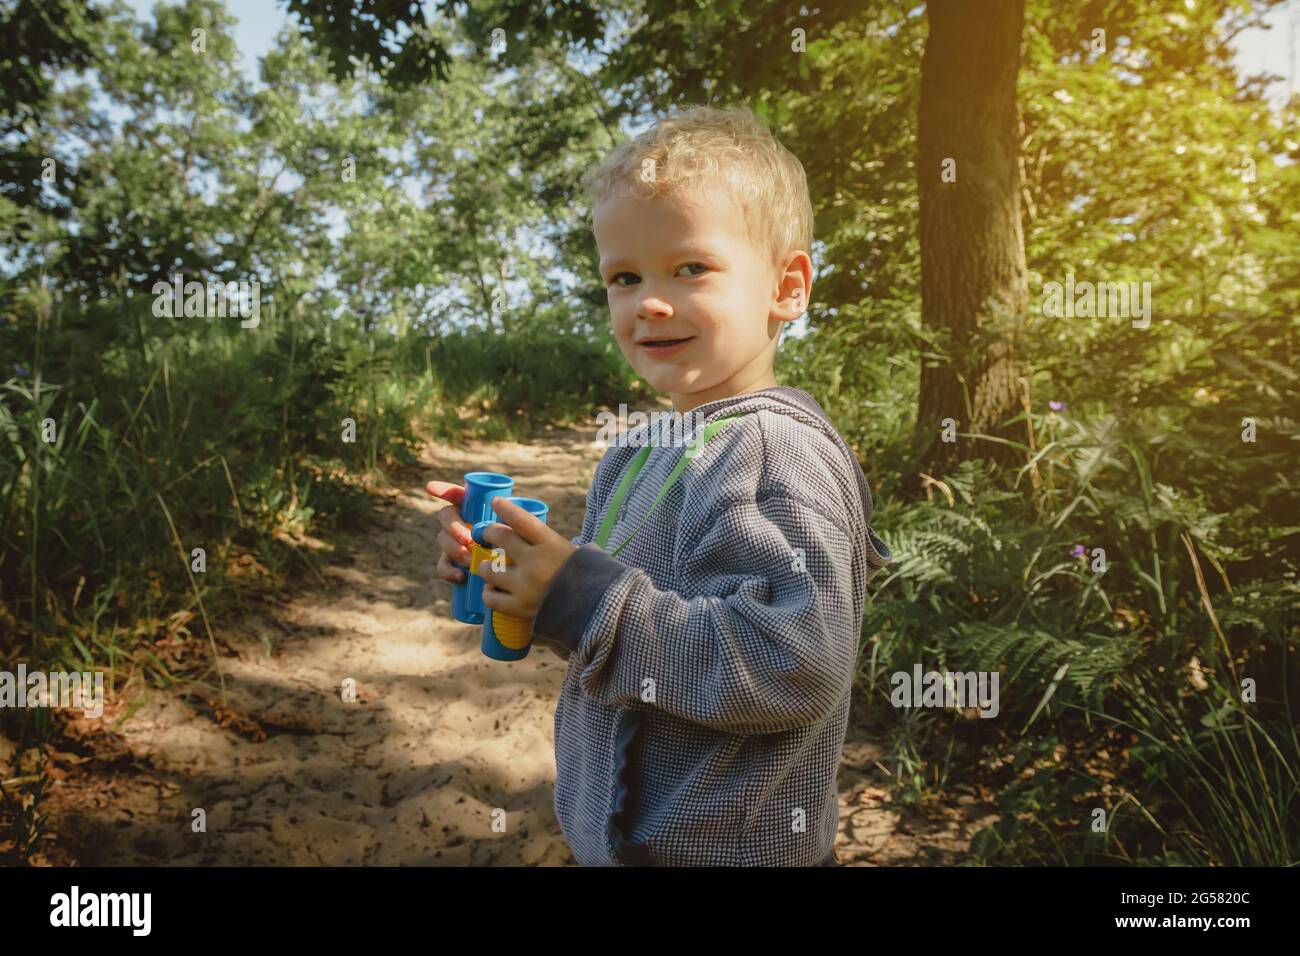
[432,104,891,866]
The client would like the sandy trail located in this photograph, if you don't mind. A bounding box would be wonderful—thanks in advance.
[32,425,995,866]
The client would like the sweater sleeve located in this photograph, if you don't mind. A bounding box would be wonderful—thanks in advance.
[531,477,863,735]
[531,449,622,660]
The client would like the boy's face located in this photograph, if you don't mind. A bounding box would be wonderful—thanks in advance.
[594,186,810,415]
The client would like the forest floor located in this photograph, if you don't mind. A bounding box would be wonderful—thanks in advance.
[18,422,998,866]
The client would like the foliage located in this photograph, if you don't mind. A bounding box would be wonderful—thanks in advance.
[2,0,1296,864]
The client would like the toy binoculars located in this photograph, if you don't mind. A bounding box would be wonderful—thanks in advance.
[448,472,550,661]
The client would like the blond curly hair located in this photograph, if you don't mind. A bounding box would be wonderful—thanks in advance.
[580,104,814,274]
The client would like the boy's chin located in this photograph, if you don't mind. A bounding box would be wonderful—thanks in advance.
[640,366,689,388]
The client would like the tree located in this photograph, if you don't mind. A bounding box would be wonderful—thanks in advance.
[282,0,605,88]
[0,0,101,234]
[165,0,1298,487]
[913,0,1029,476]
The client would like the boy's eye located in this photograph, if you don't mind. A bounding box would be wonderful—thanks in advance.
[608,263,708,288]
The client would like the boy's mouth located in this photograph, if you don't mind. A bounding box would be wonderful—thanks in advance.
[639,336,695,354]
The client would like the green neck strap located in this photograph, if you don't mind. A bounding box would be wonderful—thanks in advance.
[595,414,746,558]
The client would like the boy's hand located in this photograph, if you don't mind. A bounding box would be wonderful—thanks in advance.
[427,480,473,585]
[475,497,578,620]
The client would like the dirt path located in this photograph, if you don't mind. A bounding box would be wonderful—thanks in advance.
[31,426,995,866]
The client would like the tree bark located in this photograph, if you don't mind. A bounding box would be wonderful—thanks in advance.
[914,0,1029,479]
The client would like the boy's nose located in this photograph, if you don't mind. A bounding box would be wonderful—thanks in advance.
[635,297,673,320]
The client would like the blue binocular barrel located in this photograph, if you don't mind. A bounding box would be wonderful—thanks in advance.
[450,472,514,624]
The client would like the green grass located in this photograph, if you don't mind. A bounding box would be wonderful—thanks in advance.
[0,293,637,861]
[854,393,1300,865]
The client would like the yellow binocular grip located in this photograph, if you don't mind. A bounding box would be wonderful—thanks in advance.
[469,542,534,650]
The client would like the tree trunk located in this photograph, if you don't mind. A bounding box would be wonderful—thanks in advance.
[914,0,1029,479]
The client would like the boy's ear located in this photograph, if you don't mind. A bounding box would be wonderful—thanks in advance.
[774,253,811,322]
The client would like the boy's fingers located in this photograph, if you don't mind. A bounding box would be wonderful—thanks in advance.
[481,581,522,616]
[479,522,526,555]
[479,564,523,599]
[485,497,546,545]
[435,504,473,545]
[426,480,465,506]
[438,530,472,563]
[436,553,466,582]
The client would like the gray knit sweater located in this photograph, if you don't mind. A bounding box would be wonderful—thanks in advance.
[532,386,891,866]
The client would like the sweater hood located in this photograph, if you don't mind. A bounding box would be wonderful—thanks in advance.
[660,385,892,570]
